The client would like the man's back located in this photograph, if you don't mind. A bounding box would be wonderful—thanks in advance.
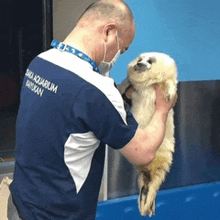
[10,46,138,219]
[11,49,108,220]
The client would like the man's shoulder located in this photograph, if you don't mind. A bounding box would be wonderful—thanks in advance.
[37,48,93,75]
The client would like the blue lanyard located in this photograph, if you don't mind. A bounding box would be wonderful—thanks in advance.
[51,40,100,73]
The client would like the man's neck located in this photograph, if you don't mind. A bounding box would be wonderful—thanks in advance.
[63,30,97,63]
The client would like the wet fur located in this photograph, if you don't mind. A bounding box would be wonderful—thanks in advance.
[118,52,178,217]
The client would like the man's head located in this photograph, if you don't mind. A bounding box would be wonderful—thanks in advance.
[64,0,135,66]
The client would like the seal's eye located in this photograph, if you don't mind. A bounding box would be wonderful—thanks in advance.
[137,57,142,63]
[147,57,156,65]
[148,59,153,64]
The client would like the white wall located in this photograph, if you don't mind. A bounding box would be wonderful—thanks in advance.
[53,0,97,41]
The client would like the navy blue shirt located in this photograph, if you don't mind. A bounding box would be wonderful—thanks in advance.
[10,47,138,220]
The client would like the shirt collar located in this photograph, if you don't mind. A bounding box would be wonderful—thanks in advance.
[51,40,100,73]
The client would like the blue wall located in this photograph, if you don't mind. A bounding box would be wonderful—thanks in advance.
[111,0,220,83]
[97,181,220,220]
[106,0,220,203]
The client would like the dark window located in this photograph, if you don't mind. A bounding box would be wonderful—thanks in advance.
[0,0,52,162]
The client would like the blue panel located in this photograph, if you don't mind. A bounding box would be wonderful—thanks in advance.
[111,0,220,83]
[96,182,220,220]
[107,81,220,199]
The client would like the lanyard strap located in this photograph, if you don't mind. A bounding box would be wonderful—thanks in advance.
[51,40,100,73]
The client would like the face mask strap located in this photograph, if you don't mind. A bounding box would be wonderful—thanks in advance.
[102,30,120,63]
[102,41,107,62]
[116,30,120,52]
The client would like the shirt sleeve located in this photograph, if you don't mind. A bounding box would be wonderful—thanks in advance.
[73,83,138,150]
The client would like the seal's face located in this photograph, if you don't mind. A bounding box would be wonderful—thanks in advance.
[127,52,177,88]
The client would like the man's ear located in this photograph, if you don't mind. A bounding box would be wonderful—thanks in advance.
[102,23,117,42]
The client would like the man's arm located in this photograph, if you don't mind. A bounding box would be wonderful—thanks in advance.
[120,84,176,166]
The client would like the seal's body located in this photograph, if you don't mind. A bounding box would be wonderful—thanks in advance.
[119,52,178,217]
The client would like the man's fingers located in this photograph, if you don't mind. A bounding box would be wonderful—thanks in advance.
[124,85,135,99]
[153,83,177,111]
[172,93,178,108]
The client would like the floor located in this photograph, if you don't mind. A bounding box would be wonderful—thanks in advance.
[0,176,12,220]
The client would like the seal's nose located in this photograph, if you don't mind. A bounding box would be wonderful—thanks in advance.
[134,63,145,71]
[134,57,157,72]
[134,60,148,72]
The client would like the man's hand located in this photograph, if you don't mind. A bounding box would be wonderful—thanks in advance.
[122,85,135,106]
[124,85,135,100]
[153,84,177,114]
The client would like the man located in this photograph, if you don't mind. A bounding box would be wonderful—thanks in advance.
[8,0,175,219]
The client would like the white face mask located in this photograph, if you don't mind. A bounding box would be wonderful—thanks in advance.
[99,31,120,76]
